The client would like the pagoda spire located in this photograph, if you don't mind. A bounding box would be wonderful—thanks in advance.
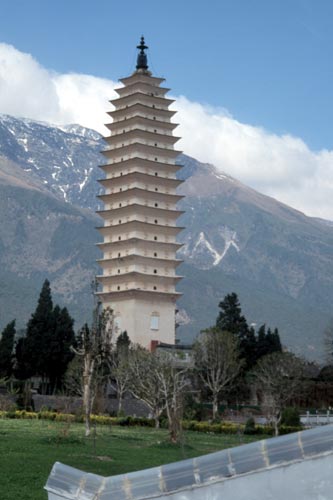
[136,36,149,70]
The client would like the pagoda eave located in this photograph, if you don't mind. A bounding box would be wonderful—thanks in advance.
[99,157,183,173]
[97,289,181,302]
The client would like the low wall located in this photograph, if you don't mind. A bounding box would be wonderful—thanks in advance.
[45,424,333,500]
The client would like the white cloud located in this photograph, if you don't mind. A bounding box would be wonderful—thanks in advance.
[0,43,117,132]
[0,43,332,220]
[174,96,333,220]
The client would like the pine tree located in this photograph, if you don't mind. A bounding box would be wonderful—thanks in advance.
[47,306,75,392]
[216,293,254,366]
[15,279,75,392]
[216,293,249,340]
[0,320,16,378]
[24,279,54,379]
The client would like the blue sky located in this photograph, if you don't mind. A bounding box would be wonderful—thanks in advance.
[1,0,332,150]
[0,0,332,219]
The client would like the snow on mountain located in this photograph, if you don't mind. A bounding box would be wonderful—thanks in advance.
[0,114,333,359]
[0,113,103,209]
[180,227,240,268]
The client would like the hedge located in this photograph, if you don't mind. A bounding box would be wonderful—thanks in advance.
[0,410,302,435]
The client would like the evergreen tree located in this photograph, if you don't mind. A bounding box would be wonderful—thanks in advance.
[24,279,54,379]
[216,293,254,366]
[216,293,249,339]
[256,324,282,362]
[116,331,131,354]
[15,279,75,392]
[47,306,75,392]
[0,320,16,378]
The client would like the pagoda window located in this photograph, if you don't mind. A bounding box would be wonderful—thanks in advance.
[155,172,158,176]
[119,220,122,224]
[118,236,121,241]
[150,313,159,330]
[155,187,158,191]
[155,157,158,161]
[119,203,122,207]
[154,252,158,257]
[153,117,156,120]
[154,129,157,133]
[152,104,155,108]
[154,220,158,224]
[118,253,121,258]
[117,286,121,291]
[154,236,158,241]
[155,143,157,147]
[153,286,157,290]
[154,269,157,274]
[154,203,158,207]
[118,269,120,273]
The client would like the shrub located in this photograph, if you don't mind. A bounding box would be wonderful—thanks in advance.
[244,417,256,435]
[280,407,301,427]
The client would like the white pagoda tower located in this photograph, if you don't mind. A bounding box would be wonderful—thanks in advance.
[96,37,184,349]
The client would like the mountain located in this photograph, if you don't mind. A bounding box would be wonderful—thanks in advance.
[0,114,332,360]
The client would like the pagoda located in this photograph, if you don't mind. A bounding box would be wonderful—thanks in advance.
[96,37,184,348]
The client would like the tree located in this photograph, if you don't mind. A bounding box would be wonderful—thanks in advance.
[193,328,243,420]
[216,293,256,368]
[0,320,16,378]
[256,324,282,361]
[215,293,282,369]
[155,352,189,443]
[107,332,131,415]
[216,293,249,338]
[15,280,75,392]
[127,346,166,428]
[251,351,304,435]
[47,306,76,392]
[19,279,54,383]
[72,304,114,436]
[128,346,189,442]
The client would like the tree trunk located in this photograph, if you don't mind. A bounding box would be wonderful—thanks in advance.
[154,413,160,429]
[83,356,94,437]
[117,391,123,416]
[212,395,219,421]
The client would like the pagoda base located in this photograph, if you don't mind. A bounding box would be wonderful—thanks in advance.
[98,292,177,349]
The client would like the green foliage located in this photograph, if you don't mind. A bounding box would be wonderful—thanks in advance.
[0,320,16,377]
[116,331,131,353]
[15,280,75,391]
[215,293,282,369]
[216,293,249,339]
[280,407,301,427]
[244,417,256,435]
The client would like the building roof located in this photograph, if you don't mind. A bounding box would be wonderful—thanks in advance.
[45,425,333,499]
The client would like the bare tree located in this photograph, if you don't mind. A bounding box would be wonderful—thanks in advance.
[155,352,189,443]
[251,351,305,436]
[107,349,131,416]
[127,346,165,428]
[128,346,190,442]
[72,302,114,437]
[193,328,242,420]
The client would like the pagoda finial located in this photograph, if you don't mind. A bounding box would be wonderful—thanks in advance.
[136,36,149,70]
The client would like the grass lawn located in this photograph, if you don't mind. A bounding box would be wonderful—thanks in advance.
[0,418,267,500]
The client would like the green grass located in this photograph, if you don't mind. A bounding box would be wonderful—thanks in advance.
[0,419,267,500]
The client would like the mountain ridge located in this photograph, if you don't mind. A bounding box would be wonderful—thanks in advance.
[0,114,332,360]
